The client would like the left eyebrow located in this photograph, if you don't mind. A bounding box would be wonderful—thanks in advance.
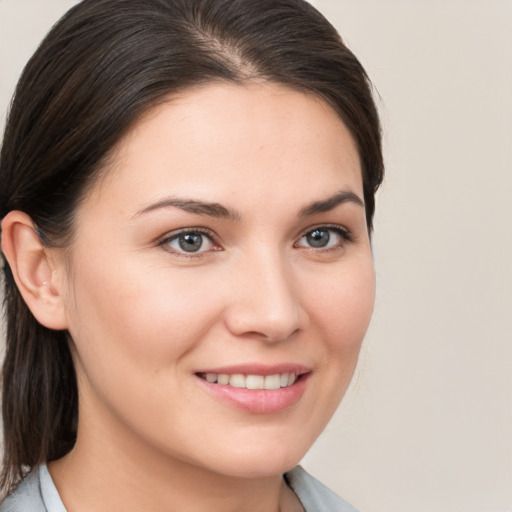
[298,190,364,218]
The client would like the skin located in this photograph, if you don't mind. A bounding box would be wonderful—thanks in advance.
[3,82,375,511]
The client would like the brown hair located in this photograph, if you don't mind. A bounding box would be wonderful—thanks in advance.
[0,0,383,492]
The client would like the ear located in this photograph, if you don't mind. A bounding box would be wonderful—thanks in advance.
[1,211,69,330]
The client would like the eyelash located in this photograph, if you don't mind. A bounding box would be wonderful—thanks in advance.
[295,224,353,251]
[158,225,353,258]
[158,227,220,258]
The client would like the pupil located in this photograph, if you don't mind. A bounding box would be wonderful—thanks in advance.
[179,233,203,252]
[307,229,329,248]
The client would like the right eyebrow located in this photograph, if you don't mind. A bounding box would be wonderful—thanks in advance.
[132,197,241,221]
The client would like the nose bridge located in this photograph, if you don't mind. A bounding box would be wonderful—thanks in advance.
[225,245,306,341]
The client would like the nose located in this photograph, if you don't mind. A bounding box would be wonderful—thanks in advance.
[223,251,309,342]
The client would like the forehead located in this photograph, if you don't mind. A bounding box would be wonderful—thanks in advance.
[83,82,362,215]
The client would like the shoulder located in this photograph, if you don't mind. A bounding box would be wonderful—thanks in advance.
[0,468,46,512]
[284,466,359,512]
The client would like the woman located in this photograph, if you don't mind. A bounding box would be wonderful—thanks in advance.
[0,0,383,510]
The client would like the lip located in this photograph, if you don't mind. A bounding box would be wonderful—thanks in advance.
[194,364,311,415]
[195,363,311,377]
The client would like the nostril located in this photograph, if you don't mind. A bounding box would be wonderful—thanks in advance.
[223,262,309,340]
[224,307,306,342]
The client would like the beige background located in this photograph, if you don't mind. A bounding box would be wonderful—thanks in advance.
[1,1,511,511]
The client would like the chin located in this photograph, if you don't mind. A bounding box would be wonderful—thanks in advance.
[192,432,313,479]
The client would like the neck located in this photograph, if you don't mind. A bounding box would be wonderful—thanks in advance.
[48,417,302,512]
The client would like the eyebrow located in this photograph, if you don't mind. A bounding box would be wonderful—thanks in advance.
[133,197,241,221]
[298,190,364,217]
[133,189,364,221]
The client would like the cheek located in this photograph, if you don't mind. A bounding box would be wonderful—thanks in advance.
[64,253,222,386]
[64,258,224,438]
[308,259,375,355]
[290,258,375,444]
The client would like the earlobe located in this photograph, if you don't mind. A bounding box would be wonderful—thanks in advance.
[1,211,69,330]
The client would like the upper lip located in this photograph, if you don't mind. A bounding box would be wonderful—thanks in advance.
[194,363,311,377]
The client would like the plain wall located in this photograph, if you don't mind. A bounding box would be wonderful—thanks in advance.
[1,1,511,511]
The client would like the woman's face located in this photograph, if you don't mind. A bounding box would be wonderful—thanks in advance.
[57,83,375,478]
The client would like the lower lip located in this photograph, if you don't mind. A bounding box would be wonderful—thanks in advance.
[196,374,310,414]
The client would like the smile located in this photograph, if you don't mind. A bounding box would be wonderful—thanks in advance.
[198,372,297,390]
[195,367,310,414]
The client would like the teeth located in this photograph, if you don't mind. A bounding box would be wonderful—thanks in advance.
[218,374,230,385]
[264,374,281,390]
[200,372,298,389]
[246,375,264,389]
[229,374,246,388]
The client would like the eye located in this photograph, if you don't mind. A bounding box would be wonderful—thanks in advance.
[160,229,218,255]
[295,226,351,250]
